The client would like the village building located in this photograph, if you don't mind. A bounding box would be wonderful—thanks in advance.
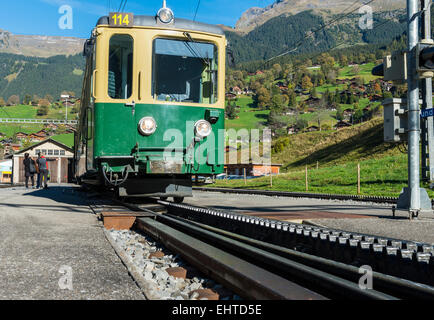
[224,162,282,176]
[3,143,21,155]
[28,132,47,142]
[11,139,74,184]
[287,125,299,135]
[0,159,12,183]
[231,86,242,95]
[15,132,29,140]
[334,120,353,130]
[304,125,320,132]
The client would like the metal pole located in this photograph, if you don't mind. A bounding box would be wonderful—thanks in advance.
[407,0,421,211]
[421,0,434,182]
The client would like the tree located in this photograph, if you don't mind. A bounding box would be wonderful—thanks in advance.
[336,106,344,121]
[37,99,50,116]
[23,94,32,105]
[352,65,360,75]
[301,75,313,91]
[0,97,5,107]
[225,103,236,120]
[272,63,282,79]
[295,118,308,130]
[32,95,40,105]
[45,94,54,103]
[256,87,271,109]
[7,95,20,106]
[341,55,348,67]
[271,94,284,111]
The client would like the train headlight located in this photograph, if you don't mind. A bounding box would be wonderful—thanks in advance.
[138,117,157,136]
[157,7,174,24]
[194,120,212,139]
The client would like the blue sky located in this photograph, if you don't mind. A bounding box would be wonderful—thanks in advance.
[0,0,275,38]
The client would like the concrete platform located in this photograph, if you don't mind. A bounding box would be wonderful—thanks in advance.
[0,185,144,300]
[186,191,434,244]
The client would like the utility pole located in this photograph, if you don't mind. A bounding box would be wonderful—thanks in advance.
[396,0,432,216]
[372,0,434,217]
[61,94,70,122]
[420,0,434,182]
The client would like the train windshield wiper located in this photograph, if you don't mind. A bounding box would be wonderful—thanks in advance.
[182,32,210,68]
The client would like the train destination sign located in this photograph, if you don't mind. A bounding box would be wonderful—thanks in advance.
[109,12,134,27]
[421,108,434,118]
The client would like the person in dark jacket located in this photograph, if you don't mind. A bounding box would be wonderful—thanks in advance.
[23,153,37,189]
[36,152,54,189]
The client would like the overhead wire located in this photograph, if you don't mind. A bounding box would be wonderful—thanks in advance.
[121,0,128,12]
[193,0,201,21]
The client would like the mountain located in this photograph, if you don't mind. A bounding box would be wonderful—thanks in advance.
[226,8,407,64]
[0,53,85,100]
[234,0,406,33]
[0,29,85,58]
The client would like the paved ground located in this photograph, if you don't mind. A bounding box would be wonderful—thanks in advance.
[185,191,434,244]
[0,185,144,300]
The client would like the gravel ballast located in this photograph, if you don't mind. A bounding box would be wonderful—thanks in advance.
[108,229,238,300]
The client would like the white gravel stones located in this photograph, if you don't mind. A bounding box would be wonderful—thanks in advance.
[109,229,236,300]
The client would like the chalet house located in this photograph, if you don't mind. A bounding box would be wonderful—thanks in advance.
[255,70,264,75]
[45,123,58,130]
[28,133,47,142]
[304,126,319,132]
[305,97,321,107]
[231,86,242,95]
[3,143,21,155]
[225,93,237,100]
[35,130,49,137]
[287,126,299,135]
[334,120,352,130]
[224,163,282,176]
[343,108,353,115]
[15,132,28,140]
[1,138,13,144]
[370,94,383,102]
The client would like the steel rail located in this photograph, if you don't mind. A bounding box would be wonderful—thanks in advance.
[147,213,396,300]
[135,216,326,300]
[159,201,434,286]
[168,213,434,299]
[193,186,401,204]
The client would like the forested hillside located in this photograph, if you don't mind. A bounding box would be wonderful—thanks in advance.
[0,53,85,102]
[226,9,407,64]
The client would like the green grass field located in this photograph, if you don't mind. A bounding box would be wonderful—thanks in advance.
[338,62,380,82]
[0,123,45,138]
[225,96,270,130]
[0,104,78,122]
[214,154,432,198]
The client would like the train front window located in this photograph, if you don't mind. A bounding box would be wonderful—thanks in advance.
[152,38,218,104]
[108,34,133,99]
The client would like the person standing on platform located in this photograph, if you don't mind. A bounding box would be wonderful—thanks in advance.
[23,153,36,189]
[36,152,52,189]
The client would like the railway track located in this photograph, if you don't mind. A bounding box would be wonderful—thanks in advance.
[96,195,434,300]
[192,186,404,204]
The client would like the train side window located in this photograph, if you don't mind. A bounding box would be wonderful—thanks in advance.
[108,34,133,100]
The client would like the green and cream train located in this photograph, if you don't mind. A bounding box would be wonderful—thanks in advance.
[74,5,226,202]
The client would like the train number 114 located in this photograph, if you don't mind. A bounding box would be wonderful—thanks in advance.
[109,12,133,27]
